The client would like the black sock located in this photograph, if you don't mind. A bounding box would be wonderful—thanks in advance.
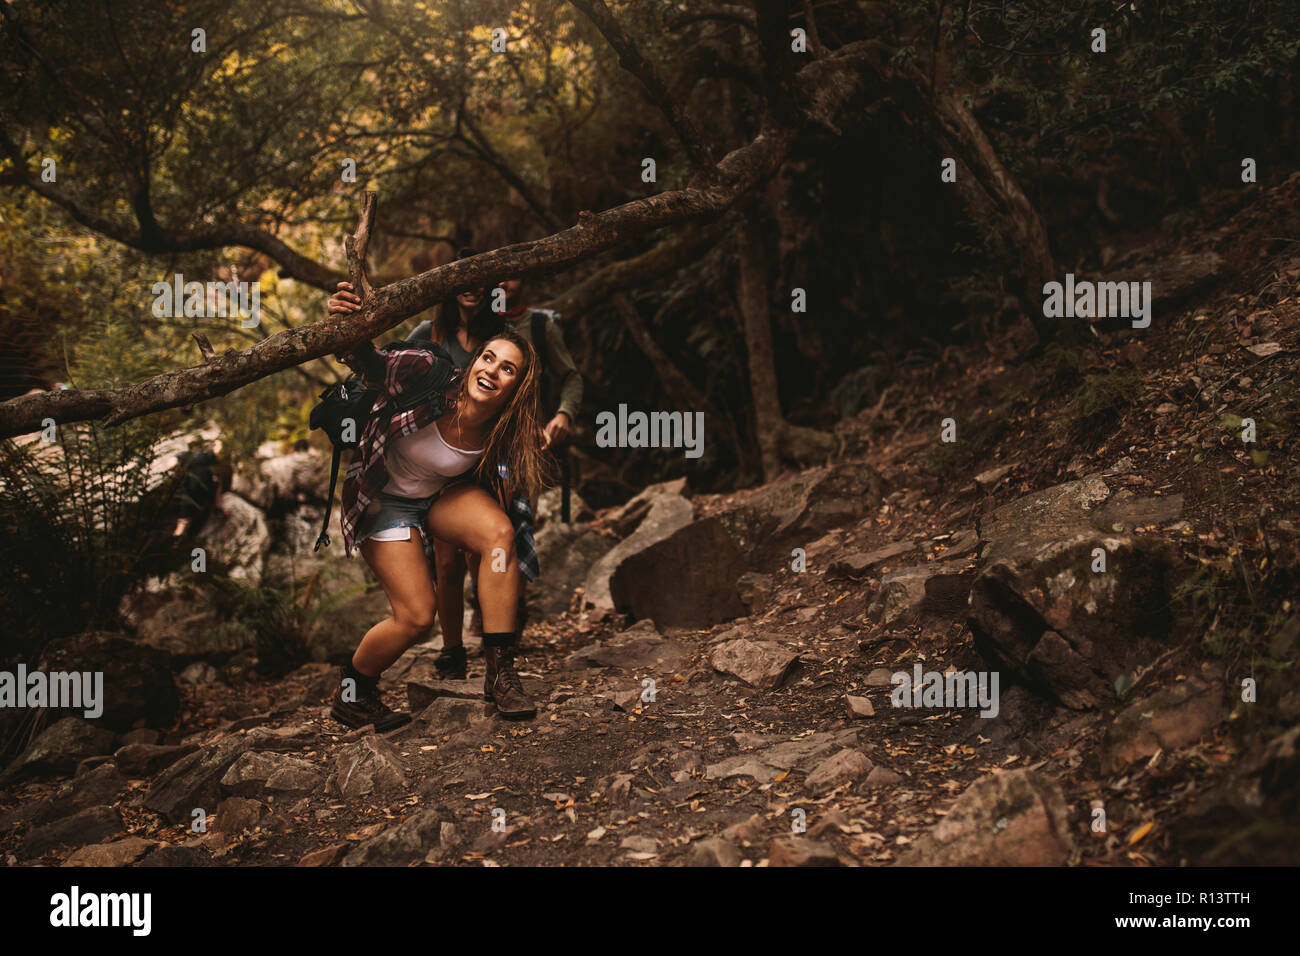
[483,631,516,648]
[343,660,379,696]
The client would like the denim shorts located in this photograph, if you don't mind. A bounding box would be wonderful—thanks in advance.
[353,491,440,555]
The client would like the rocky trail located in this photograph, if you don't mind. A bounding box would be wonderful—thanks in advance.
[2,176,1299,868]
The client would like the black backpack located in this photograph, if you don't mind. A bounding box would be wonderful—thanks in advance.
[308,339,456,551]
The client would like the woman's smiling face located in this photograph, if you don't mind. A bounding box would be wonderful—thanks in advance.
[457,287,485,310]
[466,338,525,412]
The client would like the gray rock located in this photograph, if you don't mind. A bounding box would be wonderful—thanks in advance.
[1,762,126,833]
[710,638,799,690]
[407,678,484,713]
[1090,492,1184,532]
[867,563,969,626]
[260,450,329,506]
[687,837,743,867]
[568,621,688,674]
[533,485,595,530]
[195,492,270,584]
[768,836,842,867]
[3,717,117,782]
[975,464,1013,491]
[703,756,781,784]
[136,593,257,665]
[706,730,853,782]
[1100,679,1224,773]
[327,736,405,800]
[416,697,483,732]
[968,480,1185,708]
[1098,251,1222,312]
[220,751,317,797]
[531,523,611,618]
[46,762,127,821]
[142,735,256,824]
[804,748,874,792]
[179,662,221,685]
[342,807,444,866]
[862,766,902,788]
[828,540,916,579]
[897,769,1071,866]
[23,805,122,856]
[114,743,198,779]
[61,837,157,867]
[37,631,179,732]
[844,695,875,718]
[605,463,884,627]
[586,491,695,614]
[213,796,265,835]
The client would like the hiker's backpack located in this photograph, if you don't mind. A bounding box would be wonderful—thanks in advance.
[308,339,457,551]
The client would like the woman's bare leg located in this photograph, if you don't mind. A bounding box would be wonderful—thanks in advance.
[353,536,437,676]
[426,485,535,717]
[425,485,519,633]
[433,537,467,650]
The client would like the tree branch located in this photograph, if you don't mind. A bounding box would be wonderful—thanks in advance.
[0,41,878,438]
[569,0,716,173]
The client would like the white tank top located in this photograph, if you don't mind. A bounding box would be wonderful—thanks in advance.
[382,421,484,498]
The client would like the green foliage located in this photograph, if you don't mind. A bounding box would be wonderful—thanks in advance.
[922,407,1011,478]
[0,419,190,658]
[1173,559,1299,741]
[829,365,883,419]
[197,556,370,678]
[1063,370,1144,428]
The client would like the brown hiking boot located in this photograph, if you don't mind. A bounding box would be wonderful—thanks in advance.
[435,644,468,681]
[483,642,536,719]
[330,682,411,732]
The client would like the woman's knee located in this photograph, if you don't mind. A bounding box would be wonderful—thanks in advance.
[474,519,515,561]
[393,602,436,635]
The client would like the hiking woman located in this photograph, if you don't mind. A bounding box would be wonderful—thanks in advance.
[407,252,505,683]
[325,280,551,728]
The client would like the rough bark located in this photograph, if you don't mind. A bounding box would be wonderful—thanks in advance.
[735,224,784,481]
[927,85,1055,298]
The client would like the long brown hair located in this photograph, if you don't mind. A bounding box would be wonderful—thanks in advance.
[453,326,555,506]
[435,248,501,346]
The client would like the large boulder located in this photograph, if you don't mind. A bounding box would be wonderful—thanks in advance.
[195,493,270,583]
[326,736,405,800]
[37,631,179,732]
[897,769,1072,866]
[23,805,123,856]
[133,590,258,665]
[260,450,330,509]
[968,480,1187,709]
[141,726,316,824]
[530,522,611,618]
[2,717,117,782]
[584,483,695,614]
[341,807,445,866]
[1100,678,1224,773]
[221,751,324,798]
[609,462,884,627]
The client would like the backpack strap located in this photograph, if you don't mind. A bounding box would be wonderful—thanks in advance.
[314,443,342,552]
